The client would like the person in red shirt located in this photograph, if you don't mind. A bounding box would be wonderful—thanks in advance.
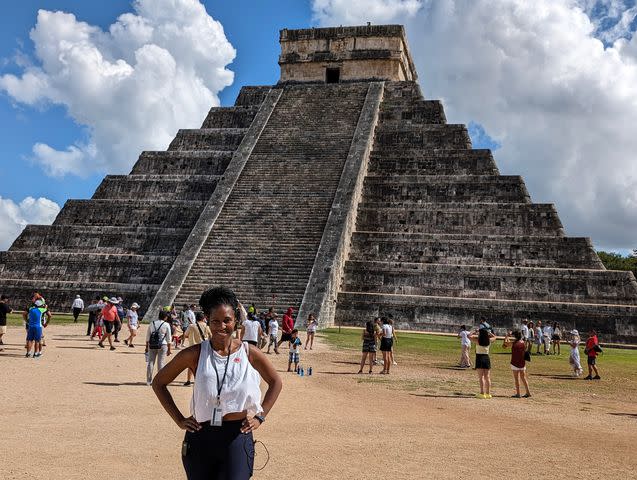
[584,330,601,380]
[277,307,295,349]
[99,297,120,351]
[507,330,531,398]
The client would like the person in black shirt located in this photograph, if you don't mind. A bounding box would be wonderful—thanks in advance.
[0,294,13,350]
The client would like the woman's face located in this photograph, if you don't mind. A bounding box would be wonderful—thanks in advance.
[208,304,236,340]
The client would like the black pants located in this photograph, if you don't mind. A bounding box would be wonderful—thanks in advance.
[113,320,121,339]
[182,420,254,479]
[73,307,82,322]
[87,315,95,335]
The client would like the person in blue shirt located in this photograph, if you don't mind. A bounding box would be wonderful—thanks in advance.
[24,299,49,358]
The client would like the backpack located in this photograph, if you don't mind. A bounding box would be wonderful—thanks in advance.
[149,321,167,350]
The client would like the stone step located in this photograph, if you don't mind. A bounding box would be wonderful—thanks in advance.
[361,175,530,203]
[168,128,247,151]
[201,106,259,129]
[368,149,499,175]
[9,225,189,256]
[0,278,159,313]
[234,86,272,107]
[348,232,603,269]
[356,203,563,236]
[53,199,205,229]
[131,151,232,176]
[342,260,637,305]
[93,175,220,201]
[379,100,446,124]
[335,291,637,344]
[382,81,424,99]
[0,250,174,285]
[373,125,472,150]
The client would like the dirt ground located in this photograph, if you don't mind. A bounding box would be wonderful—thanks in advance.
[2,323,636,479]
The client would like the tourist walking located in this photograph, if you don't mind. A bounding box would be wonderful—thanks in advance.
[457,325,471,368]
[568,329,583,377]
[470,323,496,399]
[358,321,377,374]
[113,297,125,342]
[551,322,562,355]
[277,307,295,349]
[584,330,602,380]
[182,312,211,386]
[151,286,282,480]
[86,297,101,336]
[304,313,318,350]
[0,294,12,350]
[507,330,531,398]
[98,297,120,351]
[145,310,172,385]
[287,329,302,372]
[380,317,394,374]
[124,302,140,347]
[266,315,279,354]
[71,295,84,322]
[240,310,263,347]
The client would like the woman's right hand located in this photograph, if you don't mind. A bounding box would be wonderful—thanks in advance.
[178,416,202,433]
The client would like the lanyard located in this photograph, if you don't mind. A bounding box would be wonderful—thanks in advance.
[212,344,232,400]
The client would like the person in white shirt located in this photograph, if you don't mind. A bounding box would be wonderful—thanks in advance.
[145,310,172,385]
[542,323,553,355]
[71,295,84,323]
[380,317,394,374]
[457,325,471,368]
[241,313,263,347]
[124,302,140,348]
[182,311,212,386]
[266,318,279,354]
[521,319,529,343]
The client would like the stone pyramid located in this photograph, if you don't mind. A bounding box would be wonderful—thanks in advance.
[1,25,636,342]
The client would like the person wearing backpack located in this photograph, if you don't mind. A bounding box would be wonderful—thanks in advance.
[145,310,172,385]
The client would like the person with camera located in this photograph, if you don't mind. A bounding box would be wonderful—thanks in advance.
[151,286,282,479]
[469,321,496,399]
[584,329,602,380]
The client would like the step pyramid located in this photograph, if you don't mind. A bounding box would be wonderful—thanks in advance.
[1,25,635,342]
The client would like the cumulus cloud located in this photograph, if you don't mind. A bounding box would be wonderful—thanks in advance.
[0,0,235,177]
[313,0,637,251]
[0,197,60,250]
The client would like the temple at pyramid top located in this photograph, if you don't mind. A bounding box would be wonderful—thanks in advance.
[278,25,418,83]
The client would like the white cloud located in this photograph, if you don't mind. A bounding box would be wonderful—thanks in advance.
[0,0,235,177]
[313,0,637,251]
[0,197,60,250]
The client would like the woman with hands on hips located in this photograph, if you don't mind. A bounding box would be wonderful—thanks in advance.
[152,286,283,479]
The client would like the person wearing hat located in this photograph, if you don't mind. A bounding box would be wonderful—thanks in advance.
[71,294,84,322]
[568,329,583,377]
[23,298,49,358]
[99,297,120,351]
[124,302,141,348]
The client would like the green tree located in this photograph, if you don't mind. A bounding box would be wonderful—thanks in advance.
[597,251,637,275]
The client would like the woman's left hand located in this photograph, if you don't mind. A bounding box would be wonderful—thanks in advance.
[240,416,261,434]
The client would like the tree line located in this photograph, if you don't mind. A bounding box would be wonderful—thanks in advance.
[596,250,637,275]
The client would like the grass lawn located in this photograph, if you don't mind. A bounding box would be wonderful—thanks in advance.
[5,312,83,327]
[319,327,637,401]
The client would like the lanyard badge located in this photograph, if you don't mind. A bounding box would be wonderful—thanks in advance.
[211,348,231,427]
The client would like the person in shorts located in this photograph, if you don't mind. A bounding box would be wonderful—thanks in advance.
[124,302,140,347]
[287,329,302,372]
[0,294,12,350]
[469,322,496,399]
[277,307,295,349]
[507,330,531,398]
[358,321,377,374]
[304,313,318,350]
[584,330,601,380]
[267,316,279,354]
[379,317,394,374]
[99,297,120,351]
[24,299,48,358]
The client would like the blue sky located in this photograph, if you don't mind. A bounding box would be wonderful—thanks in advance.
[0,0,635,254]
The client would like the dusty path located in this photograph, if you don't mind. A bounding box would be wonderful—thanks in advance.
[1,323,636,479]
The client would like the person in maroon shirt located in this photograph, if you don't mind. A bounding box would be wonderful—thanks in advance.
[508,330,531,398]
[584,330,601,380]
[277,307,295,349]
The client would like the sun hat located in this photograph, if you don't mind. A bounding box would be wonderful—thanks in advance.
[102,296,109,301]
[131,302,140,309]
[34,299,45,307]
[108,297,119,304]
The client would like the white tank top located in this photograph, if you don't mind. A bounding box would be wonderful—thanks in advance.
[242,319,260,342]
[191,340,262,422]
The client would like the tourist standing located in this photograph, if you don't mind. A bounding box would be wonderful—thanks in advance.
[151,286,282,480]
[266,315,279,354]
[145,310,172,385]
[526,321,535,352]
[380,317,394,374]
[373,317,382,365]
[257,312,268,349]
[568,329,583,377]
[277,307,295,349]
[304,313,318,350]
[180,304,196,346]
[24,299,48,358]
[0,294,12,350]
[240,310,262,347]
[457,325,471,368]
[358,321,377,374]
[507,330,531,398]
[98,297,120,351]
[71,295,84,322]
[534,321,543,354]
[551,322,562,355]
[584,330,602,380]
[182,312,211,386]
[470,324,496,399]
[542,322,553,354]
[520,319,529,346]
[287,329,302,372]
[124,302,140,347]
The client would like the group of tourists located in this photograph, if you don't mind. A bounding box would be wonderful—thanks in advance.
[358,317,398,374]
[456,318,603,399]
